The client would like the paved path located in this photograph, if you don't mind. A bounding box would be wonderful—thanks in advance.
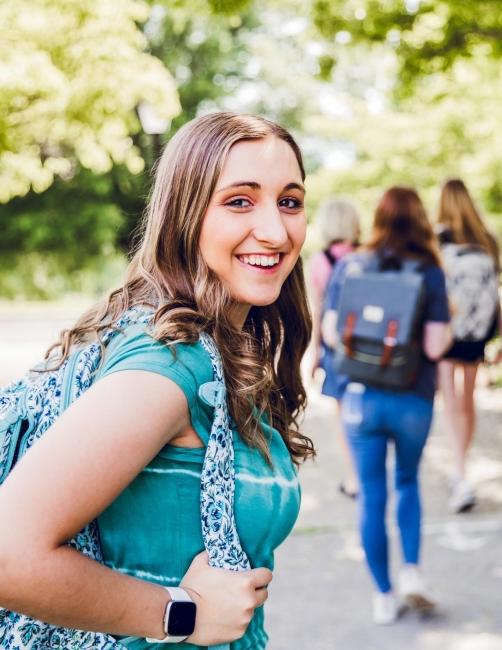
[1,308,501,649]
[0,303,91,385]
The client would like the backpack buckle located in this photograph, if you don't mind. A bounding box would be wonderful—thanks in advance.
[198,380,226,407]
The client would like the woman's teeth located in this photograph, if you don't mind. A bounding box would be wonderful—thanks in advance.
[239,254,280,267]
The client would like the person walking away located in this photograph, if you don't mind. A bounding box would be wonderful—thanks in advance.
[436,178,501,513]
[322,187,452,624]
[308,198,361,498]
[0,113,315,649]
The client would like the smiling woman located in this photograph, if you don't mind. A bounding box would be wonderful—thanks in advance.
[0,113,314,650]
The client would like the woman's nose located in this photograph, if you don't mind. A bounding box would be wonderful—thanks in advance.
[253,204,288,247]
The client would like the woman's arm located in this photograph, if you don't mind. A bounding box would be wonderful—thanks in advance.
[422,321,453,360]
[0,370,271,643]
[421,265,452,361]
[321,309,338,350]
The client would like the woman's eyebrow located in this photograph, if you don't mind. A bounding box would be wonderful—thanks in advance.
[215,181,305,194]
[284,182,306,194]
[215,181,260,193]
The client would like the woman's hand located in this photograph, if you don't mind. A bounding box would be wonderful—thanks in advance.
[181,551,272,645]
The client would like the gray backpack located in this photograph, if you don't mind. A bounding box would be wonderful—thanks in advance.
[335,253,426,389]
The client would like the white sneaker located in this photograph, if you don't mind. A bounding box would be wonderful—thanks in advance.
[372,591,398,625]
[449,479,476,513]
[398,565,435,611]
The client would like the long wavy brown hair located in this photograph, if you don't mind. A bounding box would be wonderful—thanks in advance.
[46,112,314,465]
[438,178,500,270]
[367,186,441,266]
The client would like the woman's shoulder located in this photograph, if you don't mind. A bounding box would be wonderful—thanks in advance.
[100,318,213,401]
[106,319,204,357]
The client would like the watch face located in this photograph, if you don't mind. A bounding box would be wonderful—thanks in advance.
[167,601,197,637]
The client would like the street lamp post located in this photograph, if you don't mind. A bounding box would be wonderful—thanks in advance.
[137,102,170,165]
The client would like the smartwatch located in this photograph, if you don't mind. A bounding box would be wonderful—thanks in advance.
[146,586,197,644]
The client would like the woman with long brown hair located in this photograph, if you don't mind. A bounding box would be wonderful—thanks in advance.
[437,178,501,513]
[323,187,451,625]
[0,113,314,649]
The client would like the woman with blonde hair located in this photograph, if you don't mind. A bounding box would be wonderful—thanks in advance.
[0,113,314,649]
[437,178,501,513]
[308,197,360,498]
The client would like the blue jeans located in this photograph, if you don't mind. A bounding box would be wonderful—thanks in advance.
[341,383,433,593]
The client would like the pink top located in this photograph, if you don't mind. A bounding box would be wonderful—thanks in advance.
[309,242,354,301]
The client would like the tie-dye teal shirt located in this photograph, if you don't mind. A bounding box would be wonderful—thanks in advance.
[96,324,301,650]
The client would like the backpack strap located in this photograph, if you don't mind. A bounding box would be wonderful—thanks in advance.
[198,332,250,569]
[342,312,357,357]
[401,258,424,273]
[377,253,423,274]
[381,319,399,367]
[323,247,337,267]
[198,333,250,650]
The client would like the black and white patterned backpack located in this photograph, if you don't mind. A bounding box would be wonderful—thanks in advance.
[441,243,499,341]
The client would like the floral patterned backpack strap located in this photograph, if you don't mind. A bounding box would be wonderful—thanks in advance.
[198,332,251,572]
[198,333,251,650]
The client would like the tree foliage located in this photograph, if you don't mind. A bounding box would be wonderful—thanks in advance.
[311,0,502,92]
[304,1,502,242]
[0,169,126,298]
[3,0,501,298]
[0,0,180,203]
[147,3,255,131]
[306,53,502,241]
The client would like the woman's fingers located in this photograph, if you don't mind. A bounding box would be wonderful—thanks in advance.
[254,585,269,607]
[248,567,272,589]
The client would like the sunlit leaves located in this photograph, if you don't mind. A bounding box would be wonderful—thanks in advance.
[0,0,180,202]
[311,0,502,92]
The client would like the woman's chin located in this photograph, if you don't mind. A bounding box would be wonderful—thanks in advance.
[246,292,281,308]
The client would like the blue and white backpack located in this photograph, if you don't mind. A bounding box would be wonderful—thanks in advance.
[0,306,248,649]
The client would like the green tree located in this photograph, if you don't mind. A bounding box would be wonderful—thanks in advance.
[0,0,180,203]
[146,3,255,132]
[306,53,502,240]
[0,170,126,298]
[311,0,502,93]
[302,1,502,241]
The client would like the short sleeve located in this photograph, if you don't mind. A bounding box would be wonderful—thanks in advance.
[423,265,451,323]
[98,324,204,410]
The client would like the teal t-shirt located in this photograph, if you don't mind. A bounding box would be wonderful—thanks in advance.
[96,324,301,650]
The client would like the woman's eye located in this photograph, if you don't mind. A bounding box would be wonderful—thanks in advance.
[225,197,252,208]
[279,197,302,210]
